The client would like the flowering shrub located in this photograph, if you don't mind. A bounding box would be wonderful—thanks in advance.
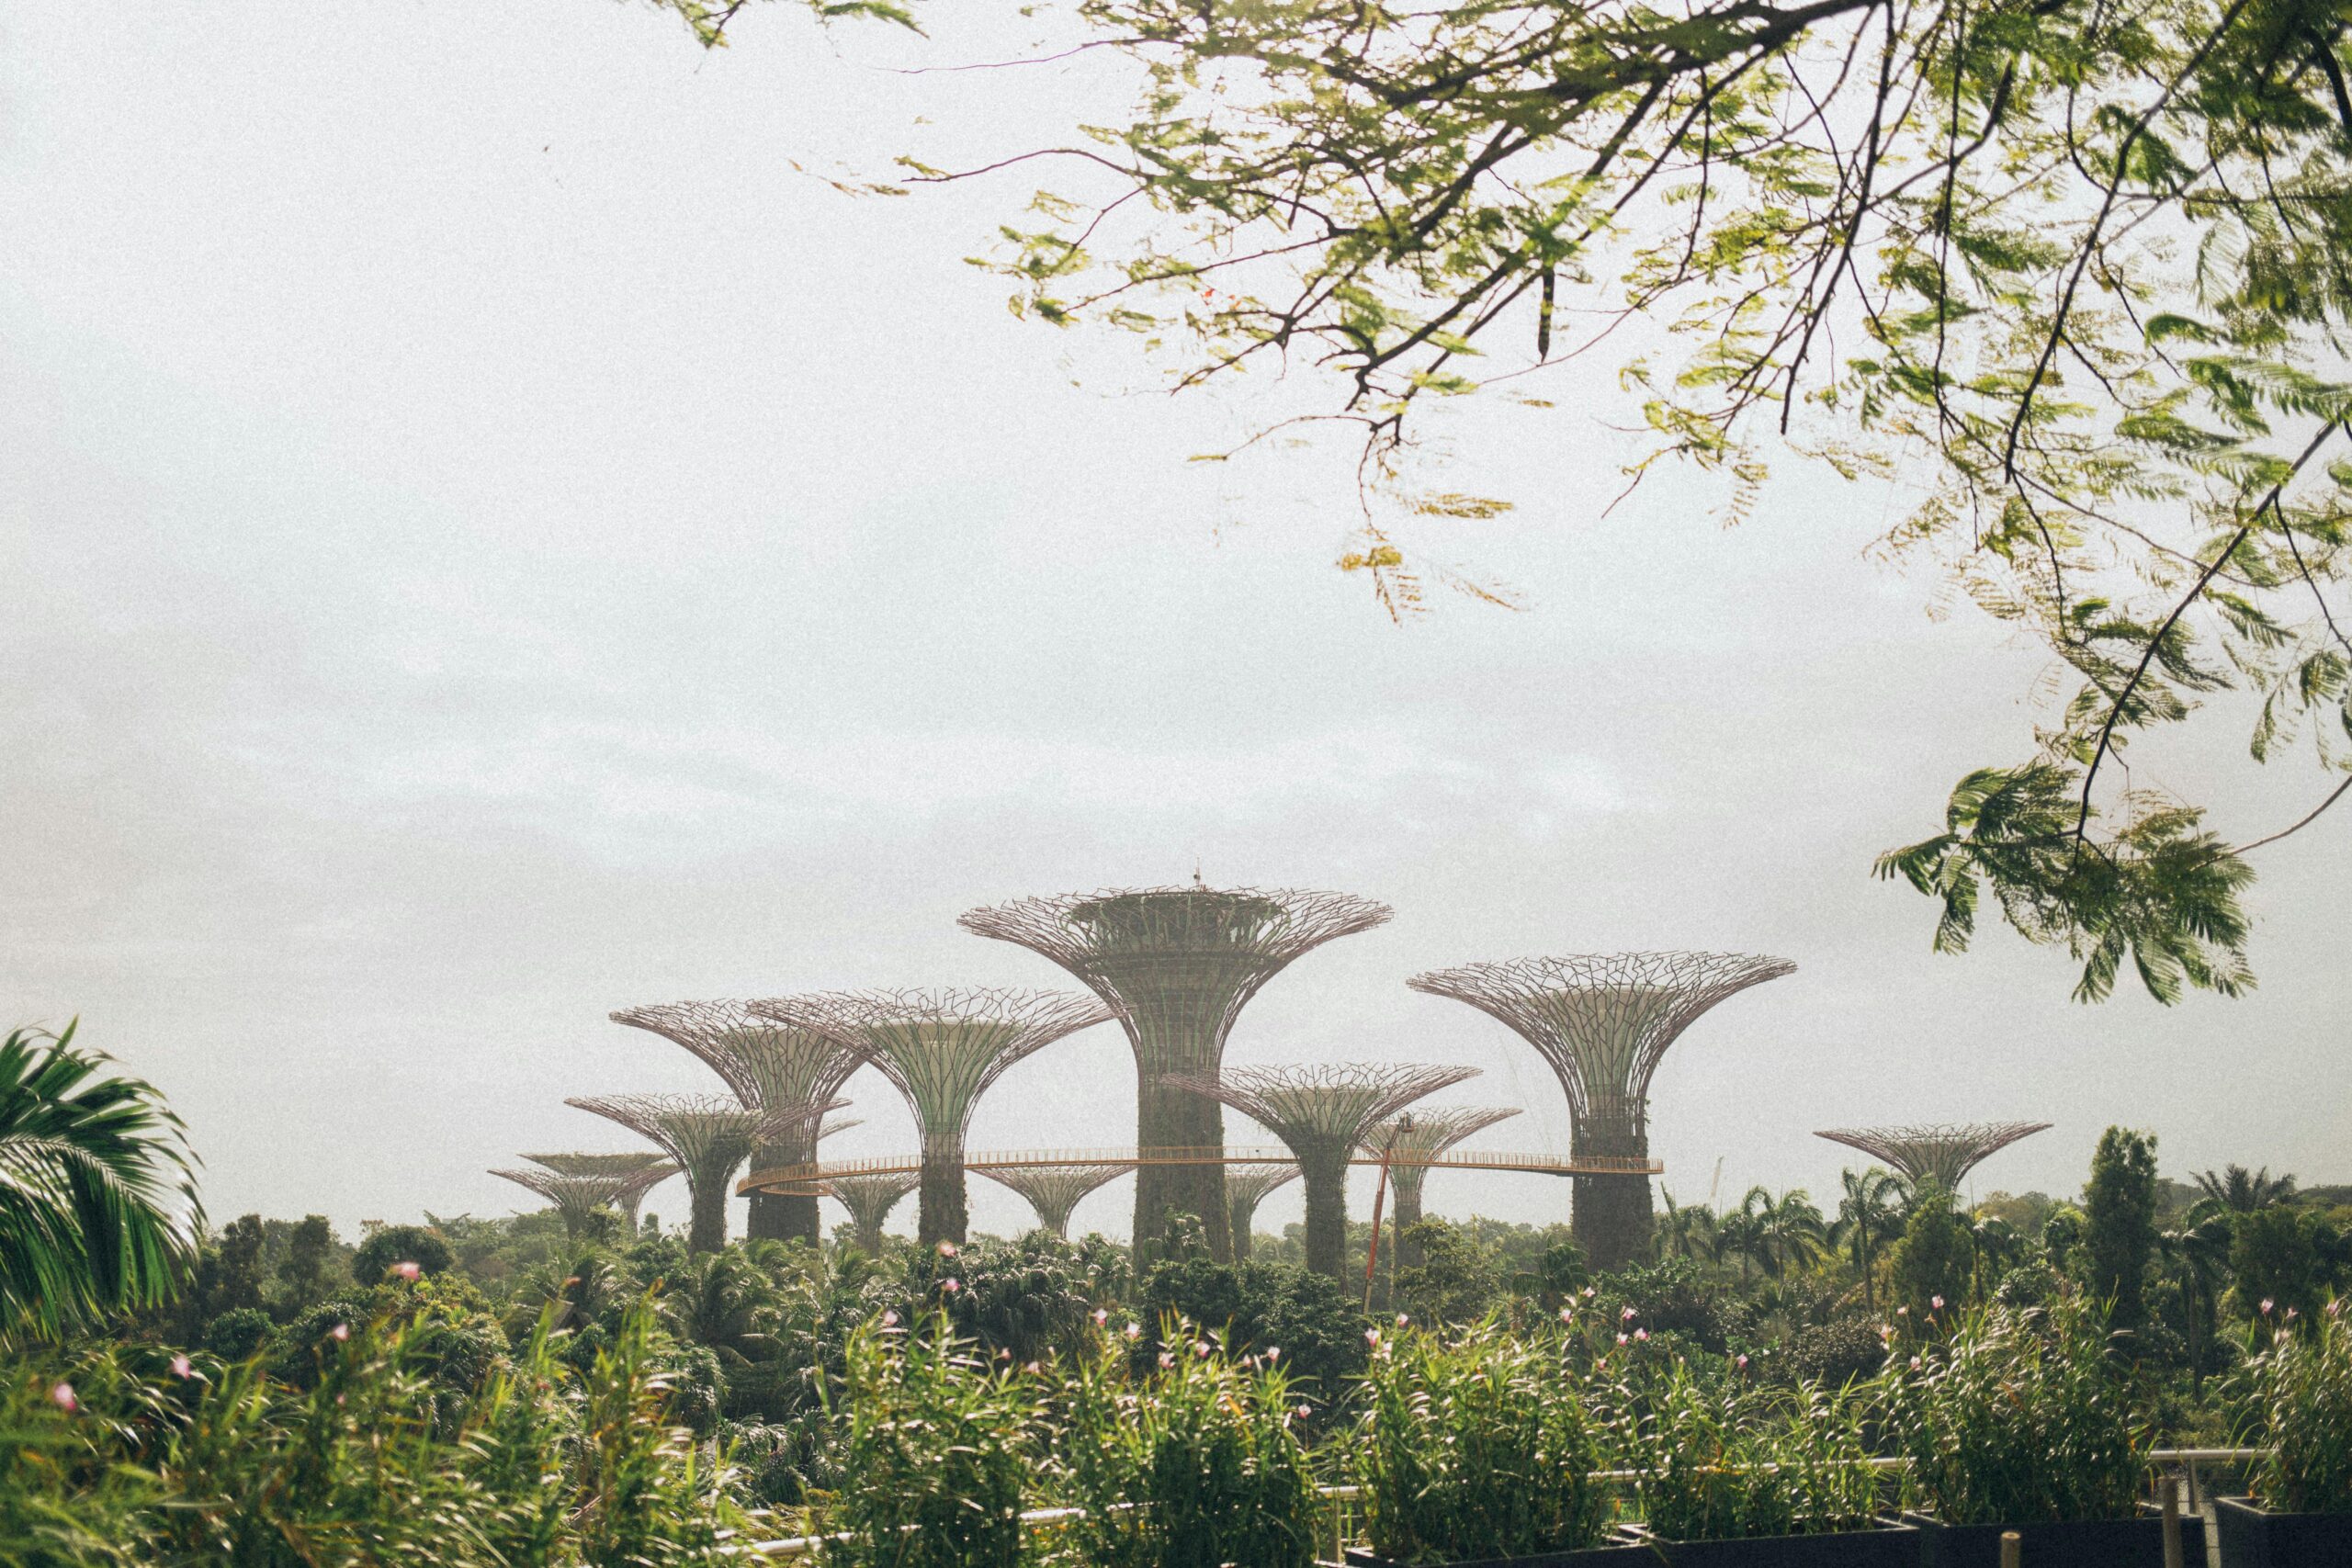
[2245,1296,2352,1515]
[1057,1318,1318,1568]
[1355,1319,1609,1563]
[1610,1359,1883,1540]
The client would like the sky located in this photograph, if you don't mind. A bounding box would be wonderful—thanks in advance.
[3,1,2345,1246]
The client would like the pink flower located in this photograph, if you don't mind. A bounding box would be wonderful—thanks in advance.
[1909,1356,1923,1371]
[1295,1404,1312,1419]
[937,1241,958,1258]
[391,1261,421,1281]
[170,1354,194,1380]
[1581,1286,1596,1298]
[1396,1313,1409,1328]
[942,1278,961,1293]
[1123,1323,1142,1340]
[1024,1361,1041,1374]
[1559,1306,1575,1324]
[1622,1306,1637,1321]
[1634,1328,1649,1342]
[330,1324,350,1342]
[1896,1306,1908,1317]
[1736,1355,1749,1370]
[50,1382,76,1413]
[1365,1328,1381,1347]
[1264,1346,1281,1362]
[1194,1341,1212,1359]
[1158,1351,1176,1370]
[1092,1308,1109,1325]
[1930,1295,1944,1310]
[1616,1333,1630,1346]
[2262,1299,2276,1315]
[881,1310,899,1327]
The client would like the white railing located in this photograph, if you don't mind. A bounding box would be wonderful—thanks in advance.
[733,1448,2267,1561]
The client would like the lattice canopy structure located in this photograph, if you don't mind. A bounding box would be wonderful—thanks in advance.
[610,999,865,1246]
[978,1162,1134,1237]
[753,987,1113,1247]
[492,1164,676,1239]
[1363,1105,1523,1270]
[1408,951,1794,1268]
[566,1093,840,1254]
[959,884,1392,1262]
[1225,1161,1300,1261]
[828,1171,922,1253]
[1815,1122,2052,1193]
[1168,1062,1477,1279]
[522,1150,677,1227]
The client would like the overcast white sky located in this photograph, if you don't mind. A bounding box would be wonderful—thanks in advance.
[4,2,2344,1245]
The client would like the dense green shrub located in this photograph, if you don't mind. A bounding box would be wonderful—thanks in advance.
[2245,1297,2352,1515]
[200,1305,274,1361]
[1138,1258,1366,1404]
[352,1224,455,1285]
[1057,1320,1318,1568]
[1885,1296,2144,1525]
[1356,1320,1610,1563]
[820,1317,1044,1568]
[1611,1360,1882,1540]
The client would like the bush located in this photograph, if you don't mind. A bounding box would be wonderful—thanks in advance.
[200,1306,275,1361]
[1059,1320,1319,1568]
[820,1316,1043,1568]
[1138,1258,1365,1406]
[351,1224,454,1285]
[2245,1297,2352,1515]
[1884,1296,2144,1525]
[1356,1319,1609,1563]
[1611,1360,1882,1540]
[1788,1314,1886,1387]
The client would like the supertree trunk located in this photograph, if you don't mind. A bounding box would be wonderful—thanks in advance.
[1229,1192,1255,1260]
[1572,1123,1652,1269]
[747,1123,822,1244]
[1302,1156,1351,1280]
[1391,1174,1429,1271]
[1139,1092,1228,1263]
[918,1131,969,1247]
[687,1163,731,1255]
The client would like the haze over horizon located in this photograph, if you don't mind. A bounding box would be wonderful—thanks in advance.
[5,1,2345,1245]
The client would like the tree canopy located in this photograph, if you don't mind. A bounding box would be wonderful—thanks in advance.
[657,0,2352,1000]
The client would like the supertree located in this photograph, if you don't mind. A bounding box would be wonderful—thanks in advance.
[609,999,864,1246]
[1362,1105,1523,1271]
[978,1163,1134,1237]
[828,1171,922,1253]
[1408,951,1795,1269]
[752,987,1114,1247]
[1165,1063,1478,1280]
[1814,1122,2053,1192]
[491,1164,675,1240]
[565,1093,840,1254]
[521,1150,676,1230]
[1224,1161,1300,1261]
[959,884,1392,1261]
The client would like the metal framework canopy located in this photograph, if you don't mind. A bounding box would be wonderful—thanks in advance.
[827,1170,922,1249]
[608,999,863,1117]
[522,1151,674,1179]
[979,1162,1134,1236]
[1364,1105,1523,1198]
[491,1165,674,1233]
[1815,1122,2053,1190]
[957,883,1392,1260]
[565,1092,838,1253]
[1406,952,1796,1145]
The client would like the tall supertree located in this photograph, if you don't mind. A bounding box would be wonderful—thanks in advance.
[978,1162,1134,1237]
[1408,952,1795,1269]
[566,1093,839,1254]
[827,1171,922,1254]
[1363,1105,1523,1271]
[959,884,1392,1261]
[609,999,865,1247]
[1814,1122,2052,1192]
[752,987,1113,1247]
[491,1164,675,1239]
[521,1150,676,1230]
[1225,1161,1300,1261]
[1166,1063,1478,1280]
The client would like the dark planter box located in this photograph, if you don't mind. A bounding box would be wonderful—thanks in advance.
[2212,1495,2352,1568]
[1341,1542,1650,1567]
[1623,1519,1919,1567]
[1900,1506,2205,1568]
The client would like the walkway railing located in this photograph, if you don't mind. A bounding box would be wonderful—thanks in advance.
[741,1146,1662,1195]
[733,1448,2267,1561]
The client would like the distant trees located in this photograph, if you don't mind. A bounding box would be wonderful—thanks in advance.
[2084,1128,2161,1326]
[1834,1170,1902,1311]
[1890,1186,1972,1317]
[354,1224,456,1285]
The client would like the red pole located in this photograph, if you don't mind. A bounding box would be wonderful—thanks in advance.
[1363,1117,1408,1313]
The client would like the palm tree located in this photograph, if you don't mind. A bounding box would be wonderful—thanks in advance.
[1657,1190,1719,1262]
[1833,1168,1900,1310]
[0,1022,199,1340]
[1968,1213,2018,1296]
[2159,1215,2231,1397]
[663,1248,784,1371]
[1762,1190,1826,1279]
[1720,1187,1777,1281]
[2190,1164,2296,1219]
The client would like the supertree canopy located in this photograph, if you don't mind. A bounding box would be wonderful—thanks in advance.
[1167,1062,1477,1280]
[1408,951,1794,1269]
[566,1093,838,1254]
[1224,1160,1300,1261]
[491,1164,675,1239]
[521,1149,678,1228]
[609,999,864,1247]
[1363,1105,1522,1270]
[959,884,1391,1262]
[753,987,1113,1247]
[1815,1122,2052,1192]
[978,1162,1134,1237]
[828,1171,922,1254]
